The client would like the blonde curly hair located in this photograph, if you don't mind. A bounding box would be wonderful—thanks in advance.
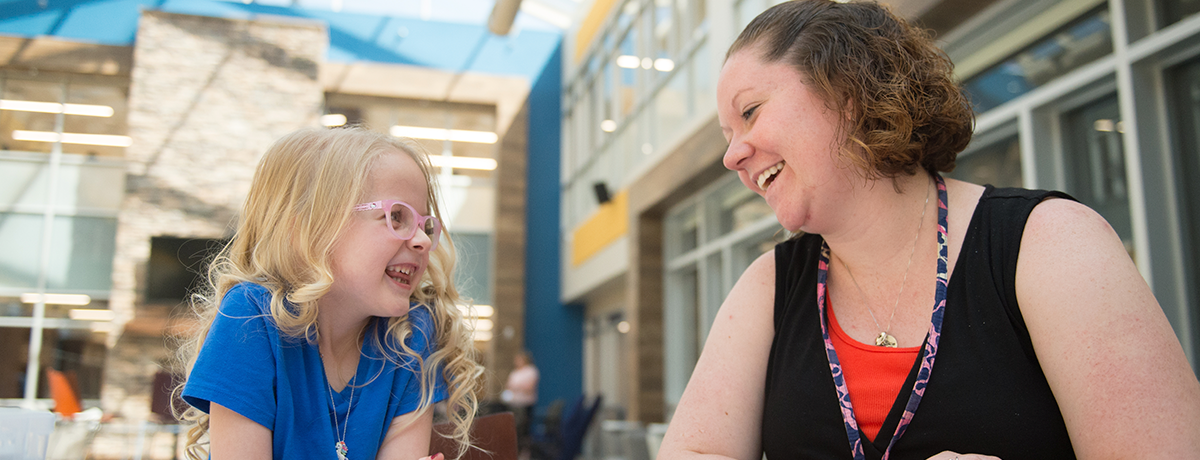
[173,126,484,459]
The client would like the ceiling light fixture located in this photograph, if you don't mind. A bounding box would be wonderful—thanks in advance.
[390,125,499,144]
[617,55,641,69]
[0,99,115,117]
[457,304,496,317]
[428,155,498,171]
[12,130,132,147]
[21,293,91,306]
[654,58,675,72]
[69,309,116,321]
[320,113,347,127]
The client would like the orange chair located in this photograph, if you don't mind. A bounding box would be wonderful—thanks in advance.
[431,412,518,460]
[46,367,82,417]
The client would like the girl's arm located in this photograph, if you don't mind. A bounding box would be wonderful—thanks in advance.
[657,251,777,460]
[209,402,272,460]
[1016,199,1200,458]
[376,408,434,460]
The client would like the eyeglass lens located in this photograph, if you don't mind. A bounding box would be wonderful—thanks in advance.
[388,202,439,240]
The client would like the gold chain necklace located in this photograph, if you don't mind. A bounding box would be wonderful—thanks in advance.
[838,178,930,348]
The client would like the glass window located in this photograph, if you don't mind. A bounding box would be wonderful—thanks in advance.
[963,7,1113,113]
[0,213,117,291]
[702,252,724,338]
[950,134,1023,188]
[654,0,679,64]
[1159,0,1200,28]
[1062,94,1134,257]
[667,203,699,257]
[662,172,782,415]
[616,32,639,119]
[618,117,642,181]
[0,326,107,399]
[732,228,781,279]
[452,232,493,305]
[0,159,125,212]
[593,74,608,151]
[1167,57,1200,336]
[603,61,617,131]
[707,177,772,240]
[691,40,714,117]
[663,265,699,407]
[618,0,640,32]
[653,65,690,150]
[575,99,592,176]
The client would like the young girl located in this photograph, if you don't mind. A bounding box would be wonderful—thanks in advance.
[175,127,483,460]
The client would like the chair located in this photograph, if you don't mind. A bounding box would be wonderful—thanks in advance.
[529,395,602,460]
[46,367,82,417]
[556,396,602,460]
[431,411,518,460]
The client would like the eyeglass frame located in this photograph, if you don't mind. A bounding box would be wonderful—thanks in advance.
[352,199,441,251]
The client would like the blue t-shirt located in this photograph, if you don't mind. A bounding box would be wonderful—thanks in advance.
[183,282,448,460]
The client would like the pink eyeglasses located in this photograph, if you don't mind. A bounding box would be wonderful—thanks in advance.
[353,200,442,251]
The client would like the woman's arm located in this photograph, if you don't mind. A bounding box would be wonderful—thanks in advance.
[209,402,272,460]
[1016,199,1200,458]
[658,251,778,460]
[376,407,434,460]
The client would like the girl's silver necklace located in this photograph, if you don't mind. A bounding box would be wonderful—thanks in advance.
[839,178,930,348]
[323,351,356,460]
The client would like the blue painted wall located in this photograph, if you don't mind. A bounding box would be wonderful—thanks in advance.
[0,0,560,80]
[523,41,582,413]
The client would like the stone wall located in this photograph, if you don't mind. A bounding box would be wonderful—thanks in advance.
[100,10,325,453]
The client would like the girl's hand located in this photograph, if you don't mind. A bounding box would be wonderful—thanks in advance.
[417,453,444,460]
[926,451,1000,460]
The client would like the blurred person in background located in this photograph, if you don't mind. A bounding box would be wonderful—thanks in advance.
[657,1,1200,459]
[502,350,539,457]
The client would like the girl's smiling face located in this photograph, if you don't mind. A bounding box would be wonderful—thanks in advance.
[717,47,860,234]
[321,149,433,320]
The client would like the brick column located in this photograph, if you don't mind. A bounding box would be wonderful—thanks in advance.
[103,10,325,421]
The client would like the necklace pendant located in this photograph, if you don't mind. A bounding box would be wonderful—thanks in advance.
[335,440,348,460]
[876,332,898,348]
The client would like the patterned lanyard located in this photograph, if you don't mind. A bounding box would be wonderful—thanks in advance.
[816,174,949,460]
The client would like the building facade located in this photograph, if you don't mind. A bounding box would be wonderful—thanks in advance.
[560,0,1200,424]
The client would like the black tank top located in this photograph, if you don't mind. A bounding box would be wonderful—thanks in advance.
[762,186,1077,459]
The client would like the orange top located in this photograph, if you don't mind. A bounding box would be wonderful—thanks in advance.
[827,296,920,441]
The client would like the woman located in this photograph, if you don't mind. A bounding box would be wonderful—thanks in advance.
[657,1,1200,459]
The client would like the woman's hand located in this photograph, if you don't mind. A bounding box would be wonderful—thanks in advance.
[926,451,1000,460]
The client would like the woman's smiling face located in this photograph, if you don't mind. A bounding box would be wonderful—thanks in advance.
[717,47,859,234]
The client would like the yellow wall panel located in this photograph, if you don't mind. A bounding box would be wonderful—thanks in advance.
[571,190,628,266]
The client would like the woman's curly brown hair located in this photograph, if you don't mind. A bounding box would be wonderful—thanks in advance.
[727,0,974,180]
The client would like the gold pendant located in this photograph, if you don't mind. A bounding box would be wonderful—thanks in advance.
[876,332,898,348]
